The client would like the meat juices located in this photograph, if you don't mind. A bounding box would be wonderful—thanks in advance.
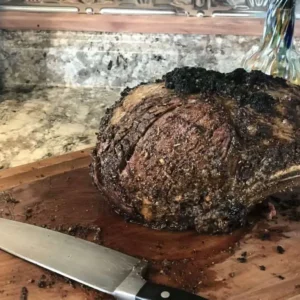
[90,67,300,233]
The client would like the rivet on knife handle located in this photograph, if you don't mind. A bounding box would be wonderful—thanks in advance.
[112,261,208,300]
[135,282,208,300]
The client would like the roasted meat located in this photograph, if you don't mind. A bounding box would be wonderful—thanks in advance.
[90,67,300,233]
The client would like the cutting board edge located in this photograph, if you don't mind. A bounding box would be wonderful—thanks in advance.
[0,147,93,191]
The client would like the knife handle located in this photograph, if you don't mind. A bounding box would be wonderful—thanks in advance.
[135,282,208,300]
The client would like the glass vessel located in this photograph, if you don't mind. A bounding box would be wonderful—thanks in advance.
[242,0,300,85]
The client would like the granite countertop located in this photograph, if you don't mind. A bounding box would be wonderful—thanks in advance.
[0,86,121,169]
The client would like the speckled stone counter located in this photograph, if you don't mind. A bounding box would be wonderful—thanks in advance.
[1,30,299,169]
[0,86,120,168]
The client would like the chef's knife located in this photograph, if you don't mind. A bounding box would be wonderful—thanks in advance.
[0,218,208,300]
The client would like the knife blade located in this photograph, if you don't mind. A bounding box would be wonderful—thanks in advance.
[0,218,208,300]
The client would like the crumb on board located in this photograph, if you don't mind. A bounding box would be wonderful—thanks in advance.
[25,208,33,220]
[273,273,285,280]
[37,274,55,288]
[237,251,248,263]
[260,231,271,241]
[277,245,285,254]
[0,192,19,204]
[20,287,28,300]
[259,265,266,271]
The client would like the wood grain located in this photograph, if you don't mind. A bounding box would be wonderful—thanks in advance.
[1,12,300,36]
[0,148,92,191]
[0,164,300,300]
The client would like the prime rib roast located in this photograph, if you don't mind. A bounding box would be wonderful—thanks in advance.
[90,67,300,234]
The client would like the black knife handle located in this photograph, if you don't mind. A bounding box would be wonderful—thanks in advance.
[135,282,208,300]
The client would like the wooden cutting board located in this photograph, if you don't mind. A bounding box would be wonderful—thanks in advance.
[0,149,300,300]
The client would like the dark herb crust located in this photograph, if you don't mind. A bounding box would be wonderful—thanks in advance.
[164,67,286,114]
[91,67,300,233]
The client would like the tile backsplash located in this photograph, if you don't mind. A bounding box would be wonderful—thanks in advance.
[0,30,257,89]
[1,30,300,90]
